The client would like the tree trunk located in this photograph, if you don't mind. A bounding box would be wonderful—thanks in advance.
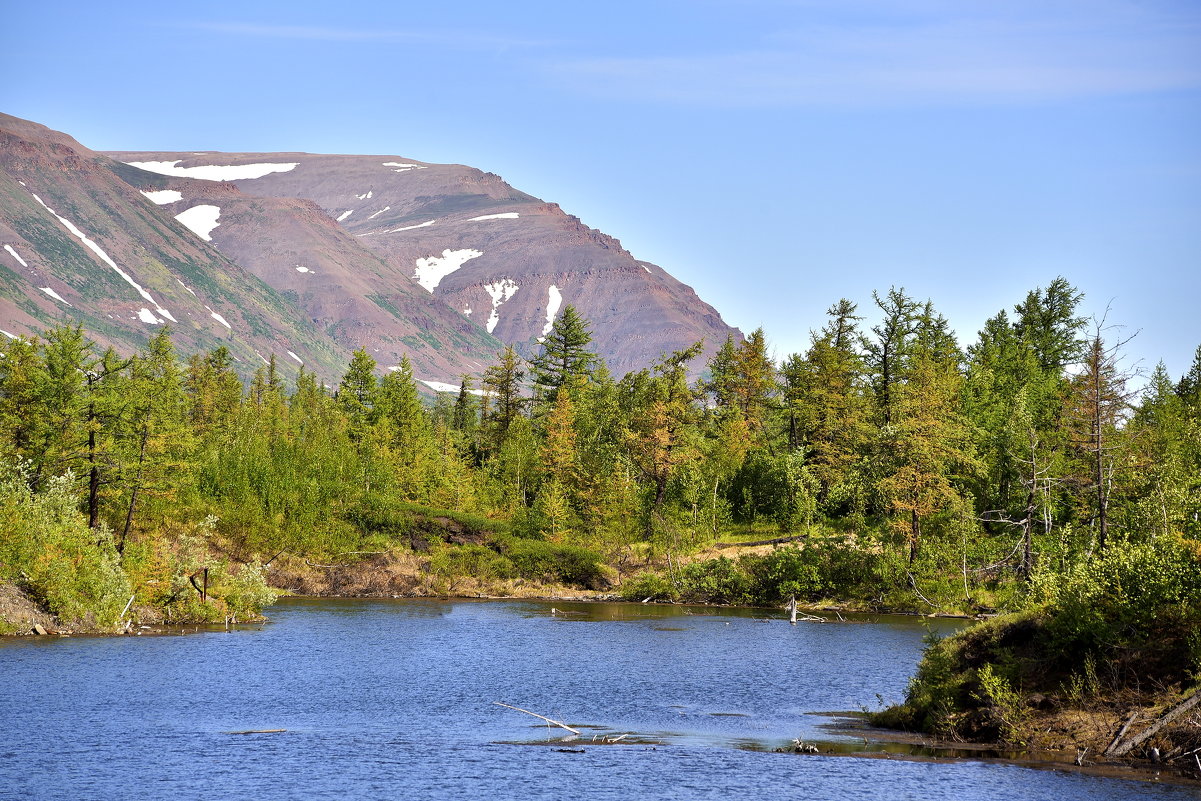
[119,426,149,553]
[909,509,920,563]
[87,400,100,529]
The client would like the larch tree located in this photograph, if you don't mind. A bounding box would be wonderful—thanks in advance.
[529,304,596,406]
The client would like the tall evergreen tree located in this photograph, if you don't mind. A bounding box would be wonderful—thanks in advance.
[529,304,596,405]
[482,345,526,446]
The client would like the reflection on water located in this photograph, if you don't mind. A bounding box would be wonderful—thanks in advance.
[0,598,1191,801]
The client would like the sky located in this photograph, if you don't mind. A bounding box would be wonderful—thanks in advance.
[3,0,1200,381]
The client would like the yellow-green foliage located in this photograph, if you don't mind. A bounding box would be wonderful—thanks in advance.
[0,463,130,627]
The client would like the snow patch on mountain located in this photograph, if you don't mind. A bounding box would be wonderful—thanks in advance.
[126,160,298,181]
[29,192,176,322]
[484,278,520,334]
[541,285,563,338]
[367,206,391,220]
[175,205,221,241]
[210,311,232,330]
[295,265,311,273]
[287,351,303,365]
[355,191,373,200]
[413,249,483,293]
[141,189,183,205]
[137,308,162,324]
[469,213,519,221]
[4,244,29,268]
[39,286,72,307]
[337,210,353,222]
[421,380,489,396]
[391,220,436,233]
[383,162,426,173]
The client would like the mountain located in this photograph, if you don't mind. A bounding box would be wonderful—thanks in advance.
[0,111,740,388]
[0,113,502,384]
[104,151,741,378]
[0,114,348,379]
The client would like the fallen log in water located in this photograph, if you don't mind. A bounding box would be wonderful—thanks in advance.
[226,729,287,735]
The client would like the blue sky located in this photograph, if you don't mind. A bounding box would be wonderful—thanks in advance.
[4,0,1200,380]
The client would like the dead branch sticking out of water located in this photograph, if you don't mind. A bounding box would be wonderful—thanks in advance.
[226,729,287,735]
[494,702,581,735]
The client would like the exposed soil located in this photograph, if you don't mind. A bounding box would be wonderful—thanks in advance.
[0,581,55,634]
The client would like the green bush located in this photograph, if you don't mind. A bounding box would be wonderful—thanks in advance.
[493,536,606,587]
[216,560,279,619]
[428,544,515,581]
[1033,536,1201,678]
[0,465,131,628]
[618,572,677,602]
[675,558,752,605]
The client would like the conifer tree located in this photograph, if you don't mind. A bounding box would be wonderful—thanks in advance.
[337,349,378,440]
[117,329,192,550]
[867,287,921,425]
[482,345,525,446]
[529,304,596,405]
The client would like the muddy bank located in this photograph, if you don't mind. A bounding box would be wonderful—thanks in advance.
[819,712,1201,788]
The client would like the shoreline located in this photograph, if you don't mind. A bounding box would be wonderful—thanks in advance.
[816,713,1201,788]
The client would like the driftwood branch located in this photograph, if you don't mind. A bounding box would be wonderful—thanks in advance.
[118,594,135,622]
[1104,711,1139,756]
[1105,691,1200,757]
[494,702,581,735]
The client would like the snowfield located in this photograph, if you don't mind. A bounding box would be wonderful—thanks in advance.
[413,249,483,293]
[541,285,563,337]
[3,244,29,268]
[141,189,183,205]
[485,278,520,334]
[38,286,72,307]
[126,161,299,181]
[391,220,436,232]
[175,205,222,241]
[469,213,520,221]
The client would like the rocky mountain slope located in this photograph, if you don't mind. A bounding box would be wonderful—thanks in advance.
[0,114,347,379]
[106,150,740,378]
[0,113,502,384]
[0,111,740,388]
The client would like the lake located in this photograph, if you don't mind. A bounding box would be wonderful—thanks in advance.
[0,598,1193,800]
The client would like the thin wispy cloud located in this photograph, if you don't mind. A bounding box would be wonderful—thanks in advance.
[186,21,555,51]
[553,4,1201,107]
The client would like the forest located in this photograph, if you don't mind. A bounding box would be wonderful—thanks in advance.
[1,278,1199,644]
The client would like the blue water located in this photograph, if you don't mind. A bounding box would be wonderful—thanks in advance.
[0,598,1193,800]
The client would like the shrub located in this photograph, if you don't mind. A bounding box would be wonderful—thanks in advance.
[493,536,606,588]
[675,558,752,605]
[0,465,131,628]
